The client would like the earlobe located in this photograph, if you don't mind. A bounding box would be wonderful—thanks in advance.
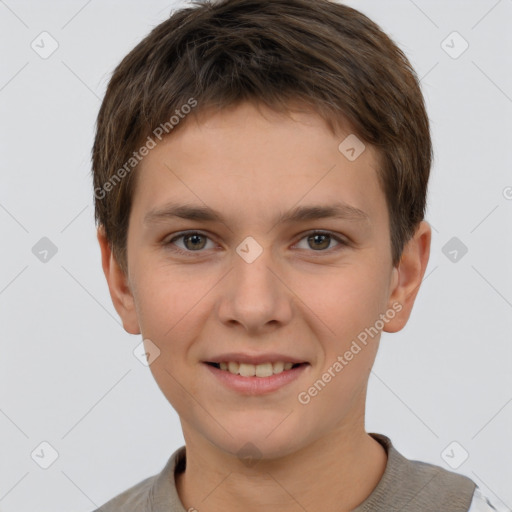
[383,221,431,333]
[97,226,141,335]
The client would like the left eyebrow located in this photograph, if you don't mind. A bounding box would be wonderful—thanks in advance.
[276,203,370,225]
[143,201,370,226]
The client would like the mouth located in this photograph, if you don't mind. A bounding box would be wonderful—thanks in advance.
[203,360,310,395]
[205,361,308,378]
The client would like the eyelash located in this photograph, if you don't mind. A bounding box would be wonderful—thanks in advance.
[164,230,348,258]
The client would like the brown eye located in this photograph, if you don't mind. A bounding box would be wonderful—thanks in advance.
[307,233,331,250]
[166,231,215,255]
[182,233,207,251]
[295,231,347,253]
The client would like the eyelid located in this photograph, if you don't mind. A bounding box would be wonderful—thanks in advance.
[164,229,349,257]
[165,230,217,257]
[293,230,348,251]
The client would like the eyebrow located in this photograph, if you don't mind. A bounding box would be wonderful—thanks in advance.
[144,201,370,227]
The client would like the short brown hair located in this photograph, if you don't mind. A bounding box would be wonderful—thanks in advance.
[92,0,432,273]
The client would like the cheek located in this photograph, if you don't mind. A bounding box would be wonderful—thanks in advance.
[132,263,196,333]
[131,266,216,381]
[134,271,208,411]
[300,263,388,345]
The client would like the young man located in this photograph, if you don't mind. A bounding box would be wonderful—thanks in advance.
[91,0,497,510]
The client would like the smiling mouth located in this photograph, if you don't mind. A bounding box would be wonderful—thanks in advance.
[205,361,307,377]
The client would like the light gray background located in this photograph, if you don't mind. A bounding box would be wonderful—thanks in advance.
[0,1,511,511]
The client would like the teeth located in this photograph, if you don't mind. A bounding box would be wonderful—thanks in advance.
[240,363,256,377]
[273,362,285,373]
[215,361,298,377]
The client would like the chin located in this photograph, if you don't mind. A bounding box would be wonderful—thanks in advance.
[205,417,307,462]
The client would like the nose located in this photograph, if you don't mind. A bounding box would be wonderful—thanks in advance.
[216,240,293,335]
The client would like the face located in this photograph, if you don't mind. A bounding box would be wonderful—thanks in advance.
[101,102,430,460]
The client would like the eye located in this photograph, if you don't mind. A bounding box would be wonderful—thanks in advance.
[165,231,216,256]
[164,230,348,257]
[294,231,347,252]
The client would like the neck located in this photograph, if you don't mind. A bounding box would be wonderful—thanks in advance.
[175,427,387,512]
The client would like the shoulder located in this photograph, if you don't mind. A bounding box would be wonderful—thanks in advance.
[360,434,477,511]
[467,487,499,512]
[92,473,157,511]
[90,445,187,512]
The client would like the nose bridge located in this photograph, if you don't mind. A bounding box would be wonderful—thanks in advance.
[217,236,292,331]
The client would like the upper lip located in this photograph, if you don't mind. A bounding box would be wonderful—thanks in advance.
[204,352,308,365]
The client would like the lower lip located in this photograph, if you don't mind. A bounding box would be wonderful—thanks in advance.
[203,363,309,395]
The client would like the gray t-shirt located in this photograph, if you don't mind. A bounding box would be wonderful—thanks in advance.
[93,433,492,511]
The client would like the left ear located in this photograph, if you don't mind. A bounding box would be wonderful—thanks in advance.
[383,220,431,333]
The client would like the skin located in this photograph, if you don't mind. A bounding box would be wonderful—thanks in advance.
[98,101,431,512]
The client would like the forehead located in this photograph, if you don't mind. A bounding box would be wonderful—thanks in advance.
[132,102,386,229]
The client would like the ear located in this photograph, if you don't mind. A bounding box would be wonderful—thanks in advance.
[383,220,431,333]
[97,226,141,335]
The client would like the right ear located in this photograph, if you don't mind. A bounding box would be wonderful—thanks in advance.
[97,226,141,335]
